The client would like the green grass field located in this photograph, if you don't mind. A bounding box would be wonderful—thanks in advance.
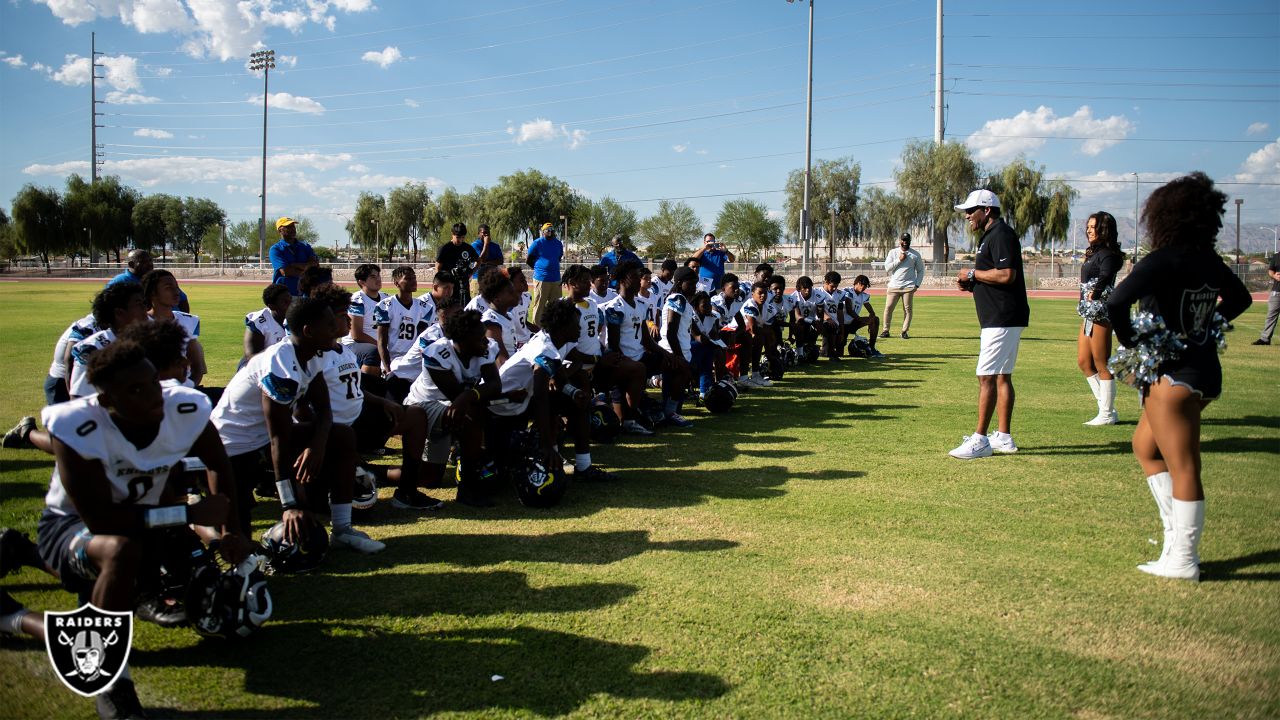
[1,281,1277,719]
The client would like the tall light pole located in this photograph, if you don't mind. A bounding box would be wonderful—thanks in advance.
[788,0,815,277]
[249,49,275,268]
[934,0,944,144]
[560,214,568,258]
[1234,198,1243,267]
[1271,225,1278,255]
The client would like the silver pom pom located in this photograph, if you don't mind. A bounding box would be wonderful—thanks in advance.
[1077,279,1111,323]
[1107,311,1187,389]
[1209,312,1228,354]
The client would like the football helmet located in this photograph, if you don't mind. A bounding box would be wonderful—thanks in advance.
[188,554,273,639]
[847,336,872,358]
[588,399,621,444]
[702,378,737,414]
[513,457,565,508]
[259,520,329,575]
[781,343,798,368]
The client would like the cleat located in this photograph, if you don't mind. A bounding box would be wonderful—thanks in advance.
[1,416,35,449]
[330,527,385,554]
[621,419,654,436]
[664,413,693,428]
[134,597,187,628]
[574,465,618,482]
[390,488,444,511]
[1,528,43,577]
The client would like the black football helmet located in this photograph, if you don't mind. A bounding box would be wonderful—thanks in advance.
[259,520,329,575]
[188,554,273,639]
[514,457,566,508]
[702,378,737,414]
[588,399,621,443]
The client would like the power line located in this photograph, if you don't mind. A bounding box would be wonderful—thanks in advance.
[951,63,1280,75]
[951,90,1278,104]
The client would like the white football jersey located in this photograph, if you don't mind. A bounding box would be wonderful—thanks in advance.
[815,287,843,320]
[601,295,648,361]
[490,331,574,417]
[790,290,819,322]
[406,336,500,405]
[771,293,796,320]
[373,295,431,358]
[711,292,745,330]
[212,340,326,456]
[659,293,696,361]
[481,307,519,357]
[415,292,438,325]
[49,313,98,379]
[464,295,491,314]
[389,324,447,381]
[345,289,388,344]
[649,276,673,317]
[739,280,776,304]
[170,310,201,339]
[842,288,871,322]
[42,386,211,515]
[694,309,721,339]
[512,292,533,344]
[68,328,118,398]
[589,288,618,307]
[573,298,606,357]
[319,345,364,426]
[245,307,287,349]
[741,297,767,327]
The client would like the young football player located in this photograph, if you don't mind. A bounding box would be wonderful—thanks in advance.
[243,284,292,366]
[739,281,779,387]
[657,267,700,427]
[142,270,207,387]
[507,266,536,342]
[817,271,846,360]
[767,275,795,346]
[689,291,728,398]
[345,263,388,376]
[491,299,617,483]
[740,263,774,301]
[416,270,457,324]
[312,285,444,512]
[405,309,502,506]
[67,283,150,398]
[710,274,747,381]
[842,274,883,357]
[789,276,821,358]
[41,310,98,407]
[374,266,432,403]
[478,268,522,365]
[36,339,250,718]
[603,260,680,436]
[650,259,677,314]
[211,295,384,553]
[588,264,619,306]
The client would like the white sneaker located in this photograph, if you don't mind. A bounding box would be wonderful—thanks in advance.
[990,432,1018,454]
[621,419,654,436]
[949,434,992,459]
[331,526,385,554]
[751,372,773,387]
[735,375,758,389]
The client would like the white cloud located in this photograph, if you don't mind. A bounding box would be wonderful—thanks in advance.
[347,164,369,172]
[23,160,91,176]
[361,46,402,69]
[106,91,162,104]
[248,92,326,114]
[508,118,588,149]
[278,55,298,67]
[121,0,193,33]
[695,149,708,155]
[52,54,143,91]
[1234,138,1280,184]
[133,128,174,139]
[150,66,175,77]
[330,0,374,11]
[3,55,26,68]
[965,105,1134,163]
[261,8,309,32]
[403,98,419,108]
[31,62,51,73]
[1247,122,1270,136]
[26,152,354,188]
[672,144,688,153]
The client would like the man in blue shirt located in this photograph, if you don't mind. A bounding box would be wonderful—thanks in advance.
[598,234,641,289]
[693,232,735,293]
[107,249,189,312]
[526,222,564,326]
[269,216,318,296]
[469,223,503,298]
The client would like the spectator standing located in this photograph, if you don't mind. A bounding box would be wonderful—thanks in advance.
[599,234,641,289]
[469,224,503,300]
[108,249,189,312]
[436,223,479,306]
[693,233,734,293]
[526,222,564,326]
[1253,250,1280,346]
[881,233,925,339]
[269,217,318,297]
[949,189,1029,460]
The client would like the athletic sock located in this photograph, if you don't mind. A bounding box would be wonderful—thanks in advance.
[0,608,29,635]
[575,453,591,472]
[330,503,352,531]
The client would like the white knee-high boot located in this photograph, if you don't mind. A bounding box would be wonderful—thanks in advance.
[1140,498,1203,582]
[1138,472,1173,571]
[1085,378,1118,425]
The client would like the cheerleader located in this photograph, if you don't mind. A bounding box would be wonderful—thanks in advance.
[1105,173,1252,581]
[1076,212,1124,425]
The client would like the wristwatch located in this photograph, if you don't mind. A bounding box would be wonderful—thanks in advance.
[966,270,976,283]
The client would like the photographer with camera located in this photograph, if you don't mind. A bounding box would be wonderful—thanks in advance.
[693,233,736,294]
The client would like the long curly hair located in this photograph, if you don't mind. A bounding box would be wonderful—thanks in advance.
[1084,211,1123,260]
[1140,172,1227,252]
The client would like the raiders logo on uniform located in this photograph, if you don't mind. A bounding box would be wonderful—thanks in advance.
[44,604,134,697]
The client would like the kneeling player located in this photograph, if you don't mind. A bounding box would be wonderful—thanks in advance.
[841,274,883,357]
[36,340,250,718]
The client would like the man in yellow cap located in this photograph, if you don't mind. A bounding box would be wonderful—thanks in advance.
[270,216,318,296]
[525,221,564,326]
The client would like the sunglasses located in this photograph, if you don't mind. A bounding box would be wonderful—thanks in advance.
[964,207,987,216]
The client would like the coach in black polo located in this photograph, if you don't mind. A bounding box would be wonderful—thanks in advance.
[949,189,1029,460]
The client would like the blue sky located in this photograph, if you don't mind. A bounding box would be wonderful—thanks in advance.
[1,0,1276,252]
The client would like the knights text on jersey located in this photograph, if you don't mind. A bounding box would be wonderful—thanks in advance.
[573,298,606,357]
[211,340,325,456]
[41,386,212,515]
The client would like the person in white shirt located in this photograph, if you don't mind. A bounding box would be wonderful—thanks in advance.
[738,281,778,387]
[507,267,536,345]
[374,266,432,403]
[243,284,292,367]
[404,309,502,507]
[588,264,619,306]
[44,312,97,406]
[476,269,522,365]
[882,232,925,340]
[603,260,679,435]
[689,291,729,398]
[415,270,457,326]
[816,271,846,360]
[658,268,700,427]
[143,270,207,387]
[841,275,884,357]
[68,283,150,398]
[788,276,821,361]
[212,295,384,554]
[767,274,796,346]
[345,264,388,375]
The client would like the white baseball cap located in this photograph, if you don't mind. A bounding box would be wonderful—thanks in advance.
[955,189,1001,211]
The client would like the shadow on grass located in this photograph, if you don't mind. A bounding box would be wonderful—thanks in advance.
[0,479,48,502]
[1015,440,1134,456]
[1200,549,1280,583]
[1200,414,1280,431]
[139,622,730,718]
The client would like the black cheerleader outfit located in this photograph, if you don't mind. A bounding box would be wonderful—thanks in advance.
[1080,245,1123,335]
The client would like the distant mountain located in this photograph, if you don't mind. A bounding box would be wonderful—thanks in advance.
[1098,219,1279,256]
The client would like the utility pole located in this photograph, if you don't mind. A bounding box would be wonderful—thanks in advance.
[787,0,815,278]
[934,0,944,144]
[1234,198,1243,267]
[249,49,275,268]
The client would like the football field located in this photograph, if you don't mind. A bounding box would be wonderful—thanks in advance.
[1,280,1277,718]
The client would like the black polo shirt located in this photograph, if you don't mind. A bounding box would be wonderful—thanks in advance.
[973,218,1029,328]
